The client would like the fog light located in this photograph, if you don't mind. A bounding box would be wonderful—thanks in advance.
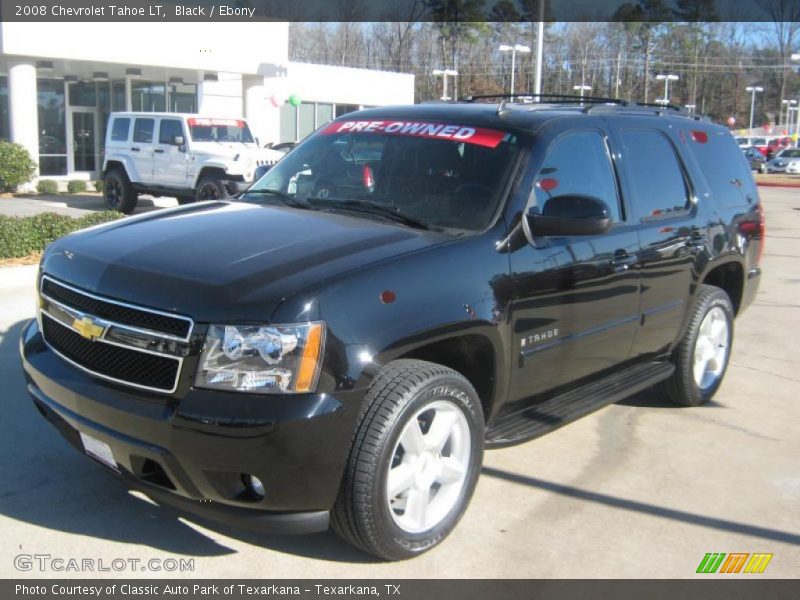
[247,475,265,498]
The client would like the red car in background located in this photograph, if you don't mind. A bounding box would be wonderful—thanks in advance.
[766,136,792,159]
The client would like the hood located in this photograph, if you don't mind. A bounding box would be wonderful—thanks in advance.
[191,142,284,163]
[42,202,446,323]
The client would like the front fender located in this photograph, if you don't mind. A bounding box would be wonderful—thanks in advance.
[103,154,140,183]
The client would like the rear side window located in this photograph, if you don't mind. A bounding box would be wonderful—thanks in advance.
[159,119,184,144]
[133,118,155,144]
[620,130,690,219]
[531,131,622,222]
[685,130,754,207]
[110,118,130,142]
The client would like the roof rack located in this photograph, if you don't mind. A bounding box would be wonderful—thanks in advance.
[464,93,627,113]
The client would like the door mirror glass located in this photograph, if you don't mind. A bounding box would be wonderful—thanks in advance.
[527,194,612,237]
[172,135,185,146]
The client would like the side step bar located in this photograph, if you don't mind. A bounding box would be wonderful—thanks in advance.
[485,361,675,448]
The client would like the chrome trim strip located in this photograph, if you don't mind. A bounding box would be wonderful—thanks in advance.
[40,275,194,341]
[42,295,187,357]
[40,312,182,394]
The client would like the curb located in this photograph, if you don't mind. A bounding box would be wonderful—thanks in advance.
[756,182,800,189]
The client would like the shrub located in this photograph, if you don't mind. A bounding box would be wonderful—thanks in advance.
[93,180,104,192]
[37,179,59,195]
[67,180,87,194]
[0,211,123,259]
[0,141,37,192]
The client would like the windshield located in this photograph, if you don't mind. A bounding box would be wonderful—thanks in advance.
[188,118,254,143]
[779,149,800,158]
[244,119,520,231]
[752,138,767,145]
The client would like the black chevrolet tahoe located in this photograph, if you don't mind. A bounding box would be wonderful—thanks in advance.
[20,97,764,560]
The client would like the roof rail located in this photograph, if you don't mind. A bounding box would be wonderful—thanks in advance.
[463,93,628,106]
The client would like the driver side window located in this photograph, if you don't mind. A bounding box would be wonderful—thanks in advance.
[530,131,622,223]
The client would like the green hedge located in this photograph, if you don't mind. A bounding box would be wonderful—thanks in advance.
[0,141,37,192]
[67,180,87,194]
[0,211,123,259]
[37,179,59,194]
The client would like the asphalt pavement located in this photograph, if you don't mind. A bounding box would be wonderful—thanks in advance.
[0,187,798,578]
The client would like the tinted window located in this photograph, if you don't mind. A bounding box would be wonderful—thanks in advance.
[110,117,130,142]
[621,130,689,218]
[133,118,154,144]
[532,131,622,222]
[685,130,753,207]
[159,119,183,144]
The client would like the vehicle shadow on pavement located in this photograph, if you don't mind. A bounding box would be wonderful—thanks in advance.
[480,465,800,546]
[1,319,374,563]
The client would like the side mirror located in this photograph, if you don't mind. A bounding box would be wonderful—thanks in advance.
[253,164,271,180]
[527,194,612,237]
[172,135,185,146]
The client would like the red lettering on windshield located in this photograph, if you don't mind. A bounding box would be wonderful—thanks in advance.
[321,120,507,148]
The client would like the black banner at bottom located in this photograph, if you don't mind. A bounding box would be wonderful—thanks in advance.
[4,580,800,600]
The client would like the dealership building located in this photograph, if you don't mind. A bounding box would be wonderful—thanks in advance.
[0,21,414,183]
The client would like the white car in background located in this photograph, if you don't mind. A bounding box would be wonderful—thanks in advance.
[766,148,800,174]
[102,112,285,214]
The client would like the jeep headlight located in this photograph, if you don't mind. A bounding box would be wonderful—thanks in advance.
[196,322,325,394]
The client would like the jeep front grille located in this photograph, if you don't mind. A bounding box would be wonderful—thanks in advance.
[39,276,193,394]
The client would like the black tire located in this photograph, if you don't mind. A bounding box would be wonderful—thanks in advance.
[103,169,138,214]
[332,359,484,561]
[659,284,734,407]
[176,195,195,205]
[195,176,231,201]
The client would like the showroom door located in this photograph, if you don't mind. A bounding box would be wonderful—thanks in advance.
[68,109,99,174]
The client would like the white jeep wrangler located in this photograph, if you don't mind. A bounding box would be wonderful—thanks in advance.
[102,112,284,214]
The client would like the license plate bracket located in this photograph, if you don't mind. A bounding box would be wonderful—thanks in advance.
[79,432,117,470]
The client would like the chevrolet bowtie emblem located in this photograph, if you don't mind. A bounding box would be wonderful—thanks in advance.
[72,316,105,341]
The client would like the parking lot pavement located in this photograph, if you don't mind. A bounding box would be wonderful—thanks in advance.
[0,194,177,218]
[0,187,798,579]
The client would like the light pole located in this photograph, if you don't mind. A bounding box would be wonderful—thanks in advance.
[499,44,531,98]
[745,85,764,131]
[432,68,458,101]
[656,74,679,104]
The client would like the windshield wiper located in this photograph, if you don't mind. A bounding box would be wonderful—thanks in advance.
[241,189,312,209]
[308,198,433,230]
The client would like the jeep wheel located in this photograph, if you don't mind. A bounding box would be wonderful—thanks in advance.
[196,176,230,201]
[176,195,195,205]
[103,169,138,214]
[332,359,484,561]
[659,284,734,406]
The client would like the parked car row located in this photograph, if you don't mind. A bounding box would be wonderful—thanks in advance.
[736,135,795,160]
[742,145,800,174]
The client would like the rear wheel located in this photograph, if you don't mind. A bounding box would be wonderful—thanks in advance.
[659,285,734,406]
[332,359,484,560]
[103,169,138,214]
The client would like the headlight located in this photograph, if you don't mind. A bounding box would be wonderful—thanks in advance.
[196,322,325,394]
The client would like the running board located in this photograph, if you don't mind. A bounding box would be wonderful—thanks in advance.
[485,362,675,448]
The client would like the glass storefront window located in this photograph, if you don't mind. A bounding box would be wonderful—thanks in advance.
[131,81,166,112]
[169,83,197,112]
[112,81,126,111]
[317,103,333,128]
[335,104,360,118]
[299,102,315,140]
[68,81,97,107]
[280,104,297,143]
[37,78,67,175]
[0,76,9,141]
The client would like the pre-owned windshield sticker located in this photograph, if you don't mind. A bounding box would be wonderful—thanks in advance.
[321,120,507,148]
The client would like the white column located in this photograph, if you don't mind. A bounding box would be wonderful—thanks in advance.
[243,76,266,145]
[8,61,40,180]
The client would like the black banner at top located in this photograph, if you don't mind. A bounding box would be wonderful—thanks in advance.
[0,0,797,23]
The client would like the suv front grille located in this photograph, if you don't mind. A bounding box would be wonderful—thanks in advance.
[42,317,180,392]
[42,278,191,339]
[39,276,193,393]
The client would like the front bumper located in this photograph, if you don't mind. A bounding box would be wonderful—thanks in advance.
[20,318,364,535]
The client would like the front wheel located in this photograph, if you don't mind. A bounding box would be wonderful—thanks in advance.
[103,169,138,214]
[195,176,231,201]
[659,284,734,406]
[332,359,484,560]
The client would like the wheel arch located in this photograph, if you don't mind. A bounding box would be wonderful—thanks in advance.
[700,258,744,315]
